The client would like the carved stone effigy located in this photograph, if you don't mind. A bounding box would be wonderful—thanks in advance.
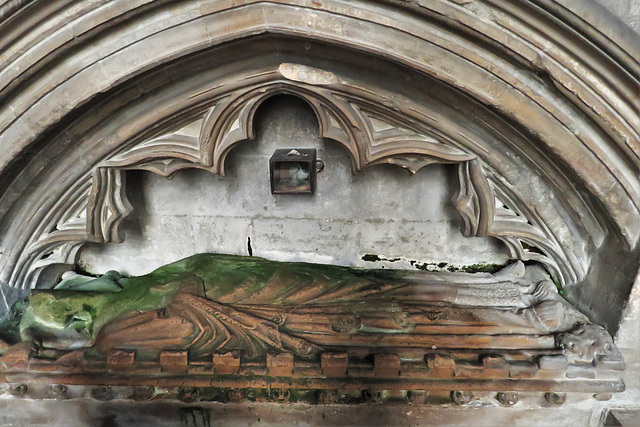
[0,254,624,404]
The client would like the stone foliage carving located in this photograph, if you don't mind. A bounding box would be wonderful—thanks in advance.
[456,160,577,284]
[558,324,625,369]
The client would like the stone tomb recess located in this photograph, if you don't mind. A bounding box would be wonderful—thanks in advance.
[0,95,627,407]
[0,0,638,415]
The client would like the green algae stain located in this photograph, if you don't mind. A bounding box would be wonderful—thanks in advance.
[552,276,564,294]
[21,270,190,343]
[14,253,503,346]
[455,263,503,274]
[0,298,29,346]
[18,253,392,342]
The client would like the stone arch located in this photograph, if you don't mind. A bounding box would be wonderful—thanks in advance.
[0,1,637,331]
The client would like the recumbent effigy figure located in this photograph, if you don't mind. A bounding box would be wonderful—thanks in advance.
[0,254,621,366]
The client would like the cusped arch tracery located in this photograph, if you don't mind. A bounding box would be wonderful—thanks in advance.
[14,68,581,291]
[0,0,637,331]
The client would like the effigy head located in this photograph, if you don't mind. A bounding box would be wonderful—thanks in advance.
[19,291,105,349]
[557,324,624,370]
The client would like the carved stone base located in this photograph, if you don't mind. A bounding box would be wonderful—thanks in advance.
[0,368,626,405]
[0,327,625,404]
[0,256,625,404]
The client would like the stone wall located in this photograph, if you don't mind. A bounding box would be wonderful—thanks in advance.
[598,0,640,32]
[78,96,508,276]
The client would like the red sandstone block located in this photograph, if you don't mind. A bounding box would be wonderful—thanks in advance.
[29,362,58,372]
[267,353,294,376]
[1,342,34,365]
[82,360,107,373]
[160,350,188,366]
[321,352,348,377]
[130,364,161,374]
[160,350,188,373]
[213,351,241,374]
[509,362,538,378]
[239,366,267,376]
[425,354,455,377]
[481,355,507,369]
[346,367,375,377]
[454,363,483,379]
[426,354,455,370]
[188,365,211,374]
[480,355,509,378]
[107,349,135,367]
[3,361,28,370]
[55,350,85,367]
[294,366,322,377]
[402,365,429,378]
[374,354,401,377]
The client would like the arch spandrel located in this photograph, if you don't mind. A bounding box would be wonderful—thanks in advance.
[0,1,637,228]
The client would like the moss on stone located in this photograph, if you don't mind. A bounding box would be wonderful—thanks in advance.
[455,263,503,274]
[14,253,506,347]
[0,297,28,346]
[17,253,412,344]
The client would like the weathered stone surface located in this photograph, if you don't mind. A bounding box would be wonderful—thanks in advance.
[212,351,240,375]
[107,350,135,368]
[374,354,401,377]
[321,353,348,377]
[159,351,188,373]
[0,0,638,424]
[537,355,568,371]
[267,353,294,377]
[0,0,638,337]
[0,255,626,403]
[426,354,455,378]
[1,342,34,369]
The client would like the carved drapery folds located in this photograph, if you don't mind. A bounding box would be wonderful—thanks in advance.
[0,255,626,401]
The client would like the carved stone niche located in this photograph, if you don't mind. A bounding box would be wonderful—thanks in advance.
[0,76,628,405]
[0,0,638,408]
[1,60,602,296]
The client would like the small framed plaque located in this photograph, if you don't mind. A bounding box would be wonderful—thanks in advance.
[270,149,319,195]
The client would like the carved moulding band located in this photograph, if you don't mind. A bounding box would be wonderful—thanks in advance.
[12,75,583,290]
